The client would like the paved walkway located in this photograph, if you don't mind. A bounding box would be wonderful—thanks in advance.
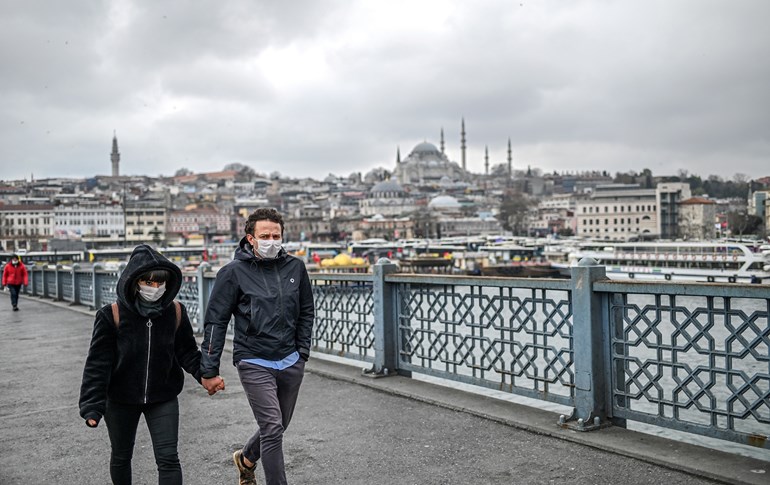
[0,293,767,484]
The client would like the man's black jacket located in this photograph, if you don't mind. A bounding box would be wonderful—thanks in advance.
[199,237,314,378]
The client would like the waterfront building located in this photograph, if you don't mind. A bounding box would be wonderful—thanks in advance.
[124,203,167,245]
[576,184,658,240]
[167,207,230,245]
[656,182,691,239]
[748,189,770,219]
[54,201,125,243]
[438,215,502,238]
[0,204,54,252]
[678,197,717,240]
[530,193,577,235]
[360,215,414,241]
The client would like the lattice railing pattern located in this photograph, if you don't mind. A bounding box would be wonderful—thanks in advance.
[32,271,43,295]
[311,280,374,362]
[177,277,200,328]
[76,272,93,306]
[44,272,56,295]
[99,274,119,305]
[61,274,73,300]
[396,282,574,405]
[610,293,770,443]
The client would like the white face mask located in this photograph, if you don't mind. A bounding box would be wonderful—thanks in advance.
[256,239,282,259]
[138,283,166,302]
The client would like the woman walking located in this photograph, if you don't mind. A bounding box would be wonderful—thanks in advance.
[79,244,218,484]
[2,254,28,311]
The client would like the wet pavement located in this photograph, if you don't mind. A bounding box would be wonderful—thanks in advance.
[0,293,766,484]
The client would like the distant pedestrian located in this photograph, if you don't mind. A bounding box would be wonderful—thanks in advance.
[200,208,314,485]
[79,244,217,485]
[2,254,28,311]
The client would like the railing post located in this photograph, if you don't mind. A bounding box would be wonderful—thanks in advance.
[196,263,211,334]
[364,258,399,377]
[54,264,63,301]
[71,263,80,305]
[41,265,49,299]
[563,257,609,431]
[92,263,103,310]
[30,267,37,296]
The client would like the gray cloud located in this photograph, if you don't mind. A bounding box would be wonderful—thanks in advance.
[1,0,768,181]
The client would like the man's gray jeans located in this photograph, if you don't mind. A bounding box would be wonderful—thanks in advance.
[237,359,305,485]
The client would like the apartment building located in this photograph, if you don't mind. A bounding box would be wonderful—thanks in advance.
[0,204,54,251]
[125,204,167,245]
[657,182,692,239]
[576,184,658,241]
[54,201,125,242]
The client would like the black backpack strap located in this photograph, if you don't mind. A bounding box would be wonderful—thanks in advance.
[174,300,182,331]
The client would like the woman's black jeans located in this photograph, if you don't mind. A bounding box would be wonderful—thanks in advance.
[104,397,182,485]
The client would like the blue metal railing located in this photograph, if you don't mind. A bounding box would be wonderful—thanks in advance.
[19,259,770,451]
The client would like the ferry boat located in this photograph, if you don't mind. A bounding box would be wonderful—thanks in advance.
[557,241,770,283]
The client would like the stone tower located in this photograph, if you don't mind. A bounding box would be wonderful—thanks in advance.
[507,137,512,180]
[460,118,466,171]
[111,132,120,177]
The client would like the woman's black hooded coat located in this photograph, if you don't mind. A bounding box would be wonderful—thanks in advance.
[78,244,202,426]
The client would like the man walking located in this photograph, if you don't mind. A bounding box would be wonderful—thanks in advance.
[200,208,314,485]
[2,254,29,311]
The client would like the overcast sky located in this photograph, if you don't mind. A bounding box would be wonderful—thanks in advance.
[1,0,768,182]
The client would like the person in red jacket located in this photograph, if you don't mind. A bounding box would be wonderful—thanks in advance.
[2,254,28,311]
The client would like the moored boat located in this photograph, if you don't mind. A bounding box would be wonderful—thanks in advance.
[554,240,770,283]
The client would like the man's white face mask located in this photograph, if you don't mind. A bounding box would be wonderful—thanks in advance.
[138,283,166,302]
[256,239,282,259]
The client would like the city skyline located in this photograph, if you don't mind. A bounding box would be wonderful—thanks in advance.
[1,1,769,181]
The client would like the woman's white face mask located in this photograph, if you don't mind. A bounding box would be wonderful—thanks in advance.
[138,283,166,302]
[255,239,282,259]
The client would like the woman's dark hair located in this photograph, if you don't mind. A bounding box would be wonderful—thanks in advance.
[138,269,171,284]
[244,208,284,236]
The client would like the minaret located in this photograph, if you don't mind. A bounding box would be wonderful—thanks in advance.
[111,131,120,177]
[440,128,445,155]
[396,146,401,164]
[507,137,512,180]
[460,118,466,171]
[484,145,489,175]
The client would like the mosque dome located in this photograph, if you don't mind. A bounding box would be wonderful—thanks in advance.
[411,142,441,157]
[428,195,461,209]
[370,179,405,194]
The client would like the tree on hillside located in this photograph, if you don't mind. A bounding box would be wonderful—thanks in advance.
[498,191,533,235]
[174,168,192,176]
[728,211,763,237]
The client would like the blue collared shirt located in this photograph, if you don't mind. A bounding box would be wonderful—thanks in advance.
[241,351,299,370]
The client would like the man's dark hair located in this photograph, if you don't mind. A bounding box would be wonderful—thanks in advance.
[245,208,284,236]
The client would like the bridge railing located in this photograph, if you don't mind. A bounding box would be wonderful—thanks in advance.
[19,259,769,451]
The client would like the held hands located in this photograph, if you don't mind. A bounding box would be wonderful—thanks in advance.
[201,376,225,396]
